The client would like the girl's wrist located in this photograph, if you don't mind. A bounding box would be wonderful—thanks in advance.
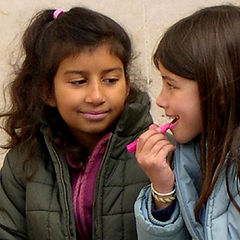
[150,183,176,210]
[151,183,176,197]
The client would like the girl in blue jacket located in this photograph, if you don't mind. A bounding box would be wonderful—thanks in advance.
[0,7,152,240]
[134,4,240,240]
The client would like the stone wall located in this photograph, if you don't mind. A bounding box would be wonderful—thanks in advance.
[0,0,239,166]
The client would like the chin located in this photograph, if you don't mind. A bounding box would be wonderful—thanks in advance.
[173,134,193,144]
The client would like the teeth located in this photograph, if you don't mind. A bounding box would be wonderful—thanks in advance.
[166,115,179,120]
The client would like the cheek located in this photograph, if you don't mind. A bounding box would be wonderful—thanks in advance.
[180,97,202,130]
[172,92,201,122]
[173,105,202,143]
[176,89,200,114]
[55,85,79,102]
[112,95,127,110]
[111,85,129,105]
[55,92,81,112]
[169,95,187,112]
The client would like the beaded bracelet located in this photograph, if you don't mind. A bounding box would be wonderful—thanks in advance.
[151,183,176,203]
[150,183,176,196]
[151,191,176,203]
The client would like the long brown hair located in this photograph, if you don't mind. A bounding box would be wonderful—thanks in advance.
[0,7,136,177]
[153,4,240,220]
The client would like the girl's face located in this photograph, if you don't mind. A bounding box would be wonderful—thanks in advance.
[156,63,202,143]
[47,44,129,145]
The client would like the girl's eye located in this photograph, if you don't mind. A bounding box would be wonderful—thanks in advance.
[167,82,175,89]
[70,79,86,85]
[103,78,119,84]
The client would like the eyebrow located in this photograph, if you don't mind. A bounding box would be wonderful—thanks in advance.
[64,67,123,75]
[162,76,176,82]
[102,67,123,74]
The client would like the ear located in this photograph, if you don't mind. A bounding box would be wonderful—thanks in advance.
[41,84,56,107]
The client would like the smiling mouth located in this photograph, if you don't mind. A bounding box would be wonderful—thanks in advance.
[80,111,109,120]
[166,115,179,129]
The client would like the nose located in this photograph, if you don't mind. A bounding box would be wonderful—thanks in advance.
[85,80,105,105]
[156,89,168,109]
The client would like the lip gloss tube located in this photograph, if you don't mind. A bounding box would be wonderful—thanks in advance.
[126,122,172,153]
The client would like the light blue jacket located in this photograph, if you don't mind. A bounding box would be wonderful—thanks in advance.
[134,139,240,240]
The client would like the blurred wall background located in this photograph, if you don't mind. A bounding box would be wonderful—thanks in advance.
[0,0,239,166]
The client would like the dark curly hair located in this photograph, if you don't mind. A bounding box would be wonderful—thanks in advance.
[0,7,138,177]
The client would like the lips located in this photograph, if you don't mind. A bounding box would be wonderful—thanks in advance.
[80,110,109,120]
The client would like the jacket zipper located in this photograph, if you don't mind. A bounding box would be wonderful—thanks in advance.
[176,183,201,239]
[51,146,72,239]
[174,142,203,240]
[92,135,112,239]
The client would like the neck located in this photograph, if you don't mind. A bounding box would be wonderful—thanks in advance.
[71,131,107,153]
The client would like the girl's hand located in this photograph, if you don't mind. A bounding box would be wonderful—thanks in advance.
[136,124,175,197]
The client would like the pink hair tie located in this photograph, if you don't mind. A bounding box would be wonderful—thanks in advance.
[53,8,64,19]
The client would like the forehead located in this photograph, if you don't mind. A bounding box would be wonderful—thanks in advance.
[55,44,124,77]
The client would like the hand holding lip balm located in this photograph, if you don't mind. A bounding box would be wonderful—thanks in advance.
[126,122,174,153]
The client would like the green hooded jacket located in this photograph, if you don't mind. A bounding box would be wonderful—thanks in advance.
[0,91,152,240]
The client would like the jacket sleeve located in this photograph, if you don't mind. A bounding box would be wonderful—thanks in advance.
[134,185,191,240]
[0,153,27,239]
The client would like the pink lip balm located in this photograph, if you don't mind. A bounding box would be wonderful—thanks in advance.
[126,122,172,153]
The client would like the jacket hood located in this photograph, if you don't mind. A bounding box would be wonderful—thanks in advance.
[115,91,152,137]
